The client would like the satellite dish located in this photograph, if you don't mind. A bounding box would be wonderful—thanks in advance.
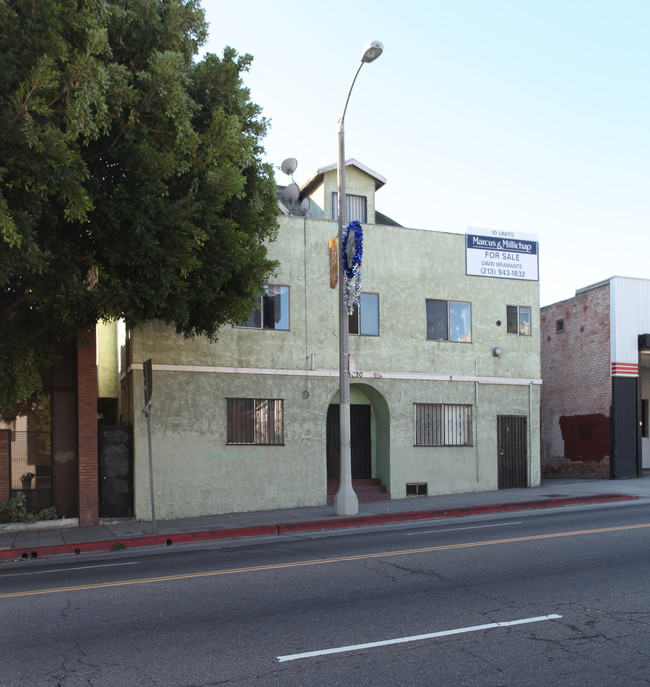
[280,158,298,176]
[283,182,300,203]
[300,198,310,214]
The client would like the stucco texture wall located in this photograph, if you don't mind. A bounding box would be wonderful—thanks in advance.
[380,378,540,499]
[129,214,541,519]
[131,371,540,519]
[313,165,378,223]
[131,218,540,380]
[133,371,337,520]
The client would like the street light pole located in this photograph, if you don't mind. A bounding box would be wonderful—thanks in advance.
[335,40,383,516]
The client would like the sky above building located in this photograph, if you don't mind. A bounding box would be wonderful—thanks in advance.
[201,0,649,306]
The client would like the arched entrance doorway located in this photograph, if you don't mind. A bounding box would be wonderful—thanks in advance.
[325,383,391,488]
[326,404,371,479]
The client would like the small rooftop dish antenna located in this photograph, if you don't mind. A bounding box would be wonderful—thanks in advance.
[283,182,300,203]
[277,157,310,217]
[280,158,298,177]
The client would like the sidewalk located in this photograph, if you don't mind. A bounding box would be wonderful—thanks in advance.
[2,474,650,562]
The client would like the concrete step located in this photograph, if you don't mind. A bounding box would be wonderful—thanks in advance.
[327,478,391,505]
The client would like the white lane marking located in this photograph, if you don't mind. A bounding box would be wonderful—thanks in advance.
[0,562,140,578]
[407,522,522,535]
[277,614,562,662]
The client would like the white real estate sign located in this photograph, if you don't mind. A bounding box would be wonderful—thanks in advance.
[466,228,538,281]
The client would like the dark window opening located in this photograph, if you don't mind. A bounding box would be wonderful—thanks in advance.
[236,286,289,330]
[507,305,531,336]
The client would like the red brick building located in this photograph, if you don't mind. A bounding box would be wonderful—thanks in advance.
[541,277,650,478]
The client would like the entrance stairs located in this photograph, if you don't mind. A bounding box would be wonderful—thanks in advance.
[327,478,391,505]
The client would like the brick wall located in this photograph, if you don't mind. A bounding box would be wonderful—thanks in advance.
[540,282,611,477]
[77,331,99,525]
[0,430,9,502]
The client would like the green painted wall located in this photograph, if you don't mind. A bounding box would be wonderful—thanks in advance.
[132,217,540,378]
[128,209,541,520]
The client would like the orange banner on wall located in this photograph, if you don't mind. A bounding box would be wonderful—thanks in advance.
[329,237,338,289]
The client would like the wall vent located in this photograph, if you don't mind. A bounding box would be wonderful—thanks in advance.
[406,482,428,497]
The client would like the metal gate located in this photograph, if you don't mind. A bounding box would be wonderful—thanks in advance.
[98,426,133,518]
[497,415,528,488]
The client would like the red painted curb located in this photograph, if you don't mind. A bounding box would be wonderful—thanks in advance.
[0,525,278,561]
[0,494,637,561]
[276,494,637,533]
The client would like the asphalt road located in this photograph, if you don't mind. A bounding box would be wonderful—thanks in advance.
[2,501,650,686]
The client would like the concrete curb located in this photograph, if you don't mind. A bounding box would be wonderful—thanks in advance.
[0,493,637,562]
[0,518,79,532]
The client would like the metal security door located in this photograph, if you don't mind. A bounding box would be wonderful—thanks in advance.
[326,404,372,479]
[350,405,371,479]
[98,426,134,518]
[498,415,527,488]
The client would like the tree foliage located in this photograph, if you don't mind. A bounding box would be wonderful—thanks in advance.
[0,0,279,412]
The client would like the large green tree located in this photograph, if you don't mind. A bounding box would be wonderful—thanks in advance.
[0,0,279,412]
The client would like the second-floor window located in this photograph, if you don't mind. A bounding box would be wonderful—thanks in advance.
[349,292,379,336]
[426,299,471,342]
[507,305,531,336]
[236,285,289,330]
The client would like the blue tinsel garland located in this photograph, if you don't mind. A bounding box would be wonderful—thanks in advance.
[341,220,363,278]
[341,220,363,314]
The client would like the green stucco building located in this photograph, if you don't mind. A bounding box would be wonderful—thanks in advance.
[117,161,541,520]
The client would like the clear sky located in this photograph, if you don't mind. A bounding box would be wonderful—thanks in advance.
[201,0,649,306]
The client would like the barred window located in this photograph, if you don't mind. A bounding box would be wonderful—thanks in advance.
[415,403,473,446]
[227,398,284,445]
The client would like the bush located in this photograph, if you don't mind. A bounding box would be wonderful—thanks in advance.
[0,491,58,523]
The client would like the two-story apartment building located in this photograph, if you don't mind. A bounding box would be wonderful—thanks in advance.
[117,160,541,520]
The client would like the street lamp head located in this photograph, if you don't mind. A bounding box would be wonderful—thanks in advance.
[361,40,383,63]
